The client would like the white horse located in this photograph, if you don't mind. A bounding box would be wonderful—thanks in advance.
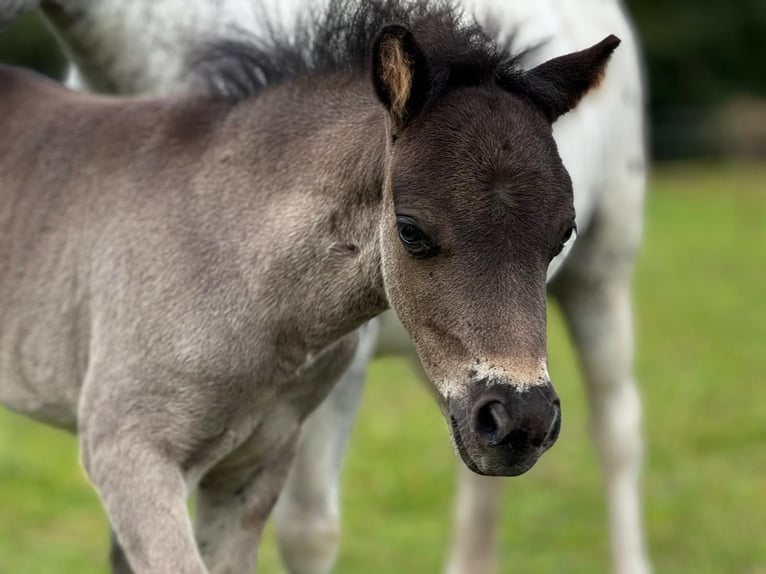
[1,0,649,572]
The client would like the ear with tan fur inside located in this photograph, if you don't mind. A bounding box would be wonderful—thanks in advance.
[378,36,413,119]
[372,24,429,129]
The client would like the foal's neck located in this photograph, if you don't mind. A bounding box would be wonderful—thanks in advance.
[214,76,389,354]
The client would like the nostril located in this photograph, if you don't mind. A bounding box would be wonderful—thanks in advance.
[474,400,513,446]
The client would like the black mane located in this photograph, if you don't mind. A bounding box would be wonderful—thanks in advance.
[192,0,524,103]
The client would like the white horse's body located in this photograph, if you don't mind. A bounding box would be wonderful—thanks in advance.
[3,0,648,572]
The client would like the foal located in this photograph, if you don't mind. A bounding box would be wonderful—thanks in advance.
[0,1,619,571]
[2,1,648,572]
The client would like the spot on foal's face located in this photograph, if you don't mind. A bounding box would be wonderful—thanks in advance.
[372,25,620,476]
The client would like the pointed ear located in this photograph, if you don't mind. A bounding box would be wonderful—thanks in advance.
[516,35,621,122]
[372,24,431,131]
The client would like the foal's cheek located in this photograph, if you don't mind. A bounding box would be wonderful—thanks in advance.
[379,230,420,307]
[379,264,427,344]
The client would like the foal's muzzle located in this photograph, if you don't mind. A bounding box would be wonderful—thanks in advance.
[448,378,561,476]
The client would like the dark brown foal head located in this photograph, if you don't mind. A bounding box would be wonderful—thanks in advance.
[372,23,619,476]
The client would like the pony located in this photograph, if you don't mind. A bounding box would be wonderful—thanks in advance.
[0,1,650,572]
[0,0,620,571]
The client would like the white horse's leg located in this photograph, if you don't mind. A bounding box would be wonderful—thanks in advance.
[273,321,379,574]
[81,436,207,574]
[444,465,503,574]
[552,221,649,574]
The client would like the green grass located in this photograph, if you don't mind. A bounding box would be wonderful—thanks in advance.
[1,162,764,573]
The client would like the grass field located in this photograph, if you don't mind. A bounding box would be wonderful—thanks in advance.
[1,163,764,573]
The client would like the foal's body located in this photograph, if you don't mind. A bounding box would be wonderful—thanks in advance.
[1,68,382,570]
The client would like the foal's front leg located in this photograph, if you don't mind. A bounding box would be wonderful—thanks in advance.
[79,420,206,573]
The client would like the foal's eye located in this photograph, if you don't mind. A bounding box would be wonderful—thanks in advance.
[396,216,434,257]
[552,224,577,258]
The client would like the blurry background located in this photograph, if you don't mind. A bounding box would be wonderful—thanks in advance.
[0,2,764,574]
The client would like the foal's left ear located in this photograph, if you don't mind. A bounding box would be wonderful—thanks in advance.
[372,24,431,131]
[512,35,621,123]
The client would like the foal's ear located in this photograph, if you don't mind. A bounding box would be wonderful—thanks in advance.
[372,24,430,130]
[514,35,621,122]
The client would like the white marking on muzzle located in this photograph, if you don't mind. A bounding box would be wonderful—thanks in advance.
[440,359,551,400]
[472,360,551,391]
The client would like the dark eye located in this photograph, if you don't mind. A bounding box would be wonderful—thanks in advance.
[396,216,434,257]
[552,224,577,258]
